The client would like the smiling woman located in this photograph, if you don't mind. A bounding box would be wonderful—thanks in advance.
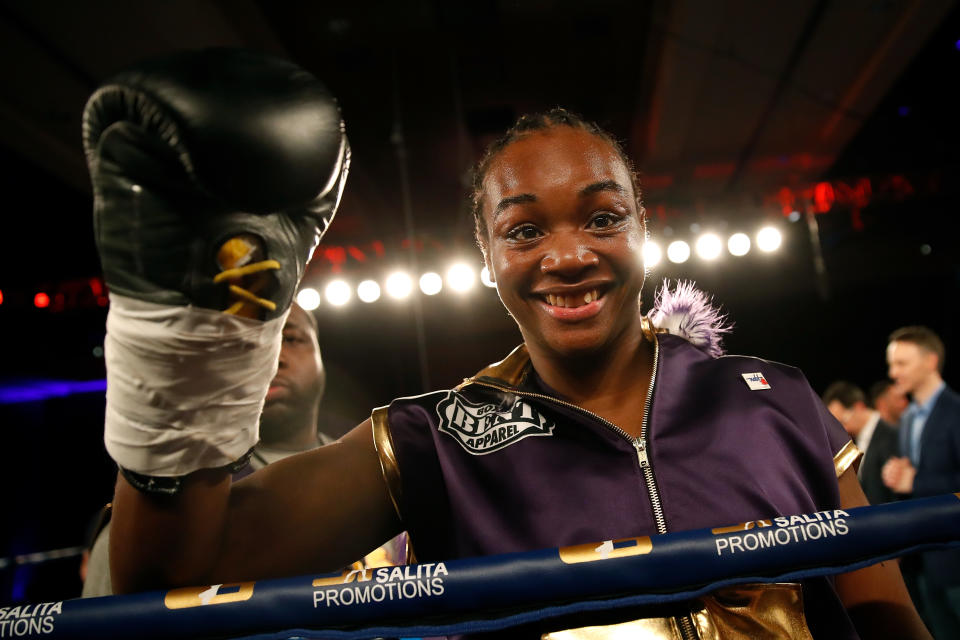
[357,111,929,638]
[102,90,930,639]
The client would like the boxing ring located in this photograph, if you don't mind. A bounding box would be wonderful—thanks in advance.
[6,493,959,639]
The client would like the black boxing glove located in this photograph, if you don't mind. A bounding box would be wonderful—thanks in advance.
[83,50,349,487]
[83,47,349,319]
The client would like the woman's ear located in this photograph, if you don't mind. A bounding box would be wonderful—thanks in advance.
[482,250,496,284]
[475,220,495,284]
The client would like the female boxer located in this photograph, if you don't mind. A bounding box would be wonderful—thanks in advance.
[106,105,928,638]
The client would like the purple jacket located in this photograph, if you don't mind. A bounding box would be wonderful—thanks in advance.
[374,332,859,637]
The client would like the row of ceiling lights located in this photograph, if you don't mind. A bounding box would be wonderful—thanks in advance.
[642,226,783,266]
[297,263,495,309]
[296,226,785,309]
[0,228,784,311]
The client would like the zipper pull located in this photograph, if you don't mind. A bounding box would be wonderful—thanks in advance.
[634,438,650,467]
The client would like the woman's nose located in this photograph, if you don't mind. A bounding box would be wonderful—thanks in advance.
[540,233,599,276]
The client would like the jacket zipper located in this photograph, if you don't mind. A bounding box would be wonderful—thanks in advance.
[465,337,663,527]
[463,337,698,638]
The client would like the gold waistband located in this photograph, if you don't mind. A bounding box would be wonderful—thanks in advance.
[542,583,812,640]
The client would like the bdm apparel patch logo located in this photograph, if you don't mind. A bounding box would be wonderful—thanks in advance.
[436,391,555,455]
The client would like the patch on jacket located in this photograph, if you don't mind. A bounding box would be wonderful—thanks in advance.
[436,391,555,455]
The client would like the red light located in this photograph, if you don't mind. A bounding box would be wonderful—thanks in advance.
[776,187,796,216]
[34,292,50,308]
[0,289,4,305]
[813,182,835,214]
[323,246,347,265]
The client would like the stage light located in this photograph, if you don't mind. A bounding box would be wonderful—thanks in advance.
[0,289,3,305]
[642,240,662,268]
[787,211,801,223]
[385,271,413,299]
[34,292,50,308]
[667,240,690,264]
[297,287,321,310]
[756,227,782,252]
[447,263,476,292]
[419,272,443,296]
[324,281,351,307]
[727,233,751,257]
[480,266,496,288]
[357,280,381,303]
[695,233,722,260]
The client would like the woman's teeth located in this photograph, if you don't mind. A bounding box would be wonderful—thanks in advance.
[545,290,600,308]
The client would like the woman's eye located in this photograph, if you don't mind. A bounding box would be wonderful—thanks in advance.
[506,224,541,241]
[589,213,621,229]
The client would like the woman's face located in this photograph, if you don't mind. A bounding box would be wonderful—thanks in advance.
[480,126,646,359]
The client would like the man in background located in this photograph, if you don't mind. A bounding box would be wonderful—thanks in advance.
[240,303,332,472]
[822,381,898,505]
[882,325,960,638]
[870,379,909,429]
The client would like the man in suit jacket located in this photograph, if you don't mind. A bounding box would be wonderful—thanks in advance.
[822,381,899,505]
[882,326,960,639]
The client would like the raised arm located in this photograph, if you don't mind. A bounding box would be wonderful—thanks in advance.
[83,49,362,593]
[110,420,401,593]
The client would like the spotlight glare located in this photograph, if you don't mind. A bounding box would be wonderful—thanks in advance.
[642,240,662,268]
[419,272,443,296]
[480,266,496,288]
[296,287,321,310]
[385,271,413,299]
[727,233,751,257]
[446,263,476,292]
[695,233,722,260]
[666,240,691,264]
[756,226,783,252]
[323,280,351,307]
[357,280,381,303]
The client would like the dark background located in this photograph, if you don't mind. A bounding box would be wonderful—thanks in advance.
[0,0,958,604]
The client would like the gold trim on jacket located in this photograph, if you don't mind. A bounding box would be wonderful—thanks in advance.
[833,440,862,478]
[543,583,812,639]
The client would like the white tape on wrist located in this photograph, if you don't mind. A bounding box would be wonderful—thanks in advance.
[103,293,288,476]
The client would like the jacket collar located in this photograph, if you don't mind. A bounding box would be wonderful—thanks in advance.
[459,317,661,391]
[460,344,532,390]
